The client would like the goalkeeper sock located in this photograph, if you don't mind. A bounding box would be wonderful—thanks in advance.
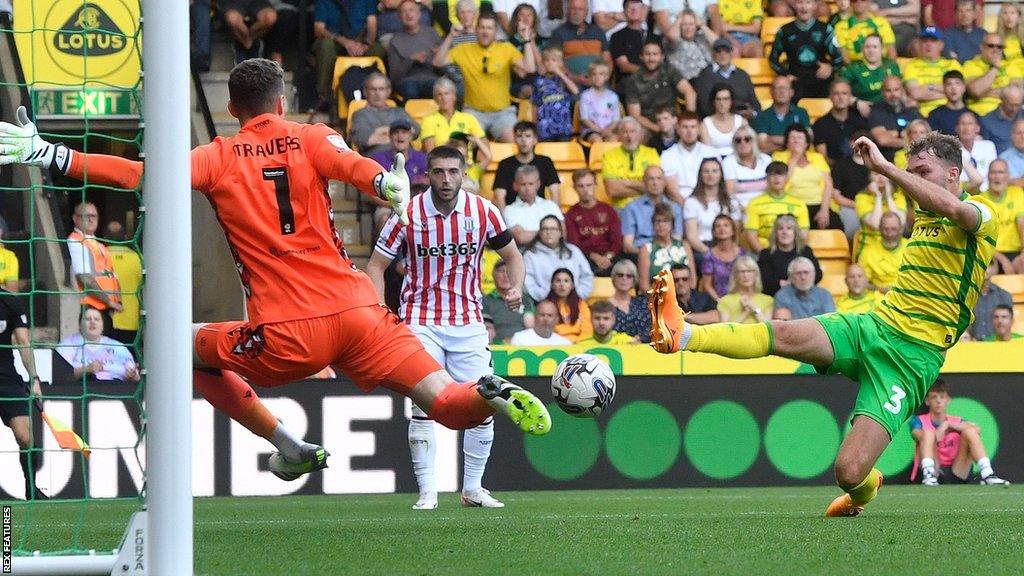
[685,322,773,358]
[193,368,277,439]
[270,423,306,462]
[428,382,496,431]
[846,468,882,506]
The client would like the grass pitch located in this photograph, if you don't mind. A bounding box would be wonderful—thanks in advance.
[7,486,1024,575]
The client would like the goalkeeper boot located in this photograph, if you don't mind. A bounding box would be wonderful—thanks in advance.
[461,488,504,508]
[269,443,329,481]
[476,375,551,436]
[648,269,686,354]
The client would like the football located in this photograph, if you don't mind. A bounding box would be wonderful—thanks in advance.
[551,353,616,417]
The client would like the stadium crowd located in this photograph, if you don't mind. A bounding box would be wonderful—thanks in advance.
[222,0,1021,345]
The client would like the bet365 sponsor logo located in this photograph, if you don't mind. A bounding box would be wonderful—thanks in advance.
[416,242,478,257]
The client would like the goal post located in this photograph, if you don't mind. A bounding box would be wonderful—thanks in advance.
[140,0,194,573]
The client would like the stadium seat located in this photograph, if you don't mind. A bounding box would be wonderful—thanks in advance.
[755,86,772,110]
[800,98,833,122]
[516,98,534,122]
[818,274,849,298]
[808,229,850,260]
[818,258,850,277]
[479,172,496,202]
[536,141,587,171]
[486,142,517,171]
[992,274,1024,304]
[404,98,439,126]
[331,56,387,123]
[984,14,998,33]
[557,172,581,211]
[587,141,621,172]
[587,276,615,305]
[735,58,774,86]
[760,17,794,48]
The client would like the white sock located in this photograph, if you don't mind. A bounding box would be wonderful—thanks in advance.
[678,322,693,350]
[270,422,305,462]
[978,457,993,479]
[408,405,437,496]
[462,417,494,494]
[921,457,936,478]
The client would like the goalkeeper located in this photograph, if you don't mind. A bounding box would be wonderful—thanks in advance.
[0,59,550,481]
[648,133,998,517]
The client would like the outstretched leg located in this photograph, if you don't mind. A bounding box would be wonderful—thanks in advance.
[825,416,889,517]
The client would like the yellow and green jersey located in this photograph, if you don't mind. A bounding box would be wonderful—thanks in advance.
[901,57,962,117]
[719,0,763,25]
[833,14,896,61]
[874,193,1000,349]
[0,246,18,285]
[962,56,1024,116]
[982,186,1024,253]
[743,191,811,246]
[836,290,884,314]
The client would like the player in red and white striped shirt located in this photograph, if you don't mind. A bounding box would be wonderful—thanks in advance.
[368,146,526,509]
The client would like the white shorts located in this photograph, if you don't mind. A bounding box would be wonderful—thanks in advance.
[408,323,492,383]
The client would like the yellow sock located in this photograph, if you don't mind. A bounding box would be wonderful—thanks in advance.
[686,322,773,358]
[847,468,882,506]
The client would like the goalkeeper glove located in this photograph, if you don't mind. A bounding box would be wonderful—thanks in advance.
[373,152,410,226]
[0,106,72,172]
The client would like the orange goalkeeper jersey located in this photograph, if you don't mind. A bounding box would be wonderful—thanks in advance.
[68,113,386,325]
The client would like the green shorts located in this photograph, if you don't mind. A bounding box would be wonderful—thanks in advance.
[813,312,945,439]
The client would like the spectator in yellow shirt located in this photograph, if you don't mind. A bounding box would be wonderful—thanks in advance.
[835,263,884,313]
[0,222,18,293]
[743,160,811,252]
[854,171,908,255]
[857,211,907,291]
[963,33,1024,116]
[833,0,897,62]
[902,27,963,117]
[984,159,1024,274]
[601,117,661,209]
[577,300,636,345]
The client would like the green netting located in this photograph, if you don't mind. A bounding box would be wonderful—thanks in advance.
[0,0,145,558]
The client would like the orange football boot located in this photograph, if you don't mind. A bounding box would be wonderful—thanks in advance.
[648,269,685,354]
[825,470,884,517]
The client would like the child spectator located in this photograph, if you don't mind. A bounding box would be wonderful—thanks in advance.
[546,268,593,343]
[578,61,621,143]
[578,300,636,345]
[647,105,681,153]
[533,45,580,141]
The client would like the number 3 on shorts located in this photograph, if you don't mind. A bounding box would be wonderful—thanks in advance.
[883,385,906,415]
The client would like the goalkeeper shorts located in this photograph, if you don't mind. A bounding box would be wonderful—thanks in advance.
[195,304,442,393]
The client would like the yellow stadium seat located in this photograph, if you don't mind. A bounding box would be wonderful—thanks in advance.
[595,174,611,204]
[479,172,496,202]
[984,14,998,33]
[819,258,850,277]
[517,99,534,121]
[992,274,1024,304]
[587,141,622,172]
[346,98,397,142]
[331,56,387,123]
[735,57,774,86]
[819,274,849,298]
[760,17,794,47]
[755,86,772,110]
[800,97,833,122]
[808,229,850,260]
[536,141,587,170]
[557,171,581,210]
[486,141,517,171]
[404,98,439,125]
[587,276,615,305]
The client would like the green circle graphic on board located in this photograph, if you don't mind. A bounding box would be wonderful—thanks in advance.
[949,397,999,456]
[842,413,915,476]
[764,400,839,479]
[684,400,760,479]
[524,403,602,480]
[605,401,681,480]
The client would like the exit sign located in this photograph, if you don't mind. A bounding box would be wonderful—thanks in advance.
[31,88,139,117]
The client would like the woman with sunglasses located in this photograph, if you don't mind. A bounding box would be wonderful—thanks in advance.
[722,124,772,207]
[607,259,651,343]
